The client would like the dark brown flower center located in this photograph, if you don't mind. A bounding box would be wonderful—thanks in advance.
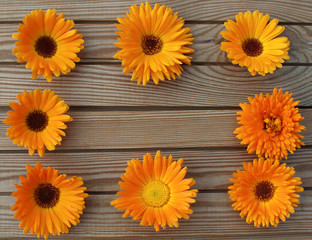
[141,35,163,55]
[254,180,275,201]
[264,115,282,136]
[34,183,60,208]
[35,36,57,58]
[242,38,263,57]
[26,110,49,132]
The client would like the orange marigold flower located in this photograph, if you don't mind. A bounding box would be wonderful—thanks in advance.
[114,2,194,85]
[12,162,88,239]
[111,150,198,231]
[229,158,303,227]
[3,89,73,157]
[12,9,84,82]
[234,88,305,160]
[220,10,290,76]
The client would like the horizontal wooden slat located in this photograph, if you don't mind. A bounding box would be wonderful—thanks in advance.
[1,24,311,63]
[0,109,311,150]
[1,191,312,239]
[189,24,312,64]
[0,148,311,193]
[0,65,312,107]
[1,1,311,239]
[0,0,311,22]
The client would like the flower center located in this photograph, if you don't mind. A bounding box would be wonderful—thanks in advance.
[141,181,170,207]
[141,35,163,55]
[254,180,275,202]
[242,38,263,57]
[264,115,282,136]
[26,110,49,132]
[34,183,60,208]
[35,36,57,58]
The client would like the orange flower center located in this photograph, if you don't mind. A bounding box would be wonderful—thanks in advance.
[141,35,163,55]
[264,115,282,136]
[254,180,276,201]
[35,36,57,58]
[34,183,60,208]
[141,181,170,207]
[26,110,49,132]
[242,38,263,57]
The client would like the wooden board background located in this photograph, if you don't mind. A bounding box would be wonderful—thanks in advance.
[0,0,311,239]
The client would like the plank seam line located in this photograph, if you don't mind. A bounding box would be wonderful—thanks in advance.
[0,147,247,155]
[0,20,312,25]
[0,145,311,154]
[0,62,311,66]
[0,106,312,113]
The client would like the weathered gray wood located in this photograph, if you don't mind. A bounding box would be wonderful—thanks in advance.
[0,109,311,150]
[0,0,311,22]
[0,65,311,107]
[0,148,311,193]
[0,191,311,239]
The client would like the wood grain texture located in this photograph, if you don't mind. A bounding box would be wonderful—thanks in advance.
[1,23,311,63]
[0,65,312,107]
[0,148,311,193]
[0,0,311,239]
[0,0,311,22]
[1,191,312,239]
[0,109,311,150]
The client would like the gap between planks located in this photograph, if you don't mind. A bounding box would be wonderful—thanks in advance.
[2,105,312,112]
[0,0,311,22]
[1,20,312,25]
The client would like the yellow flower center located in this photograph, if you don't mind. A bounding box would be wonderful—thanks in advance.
[26,110,49,132]
[141,181,170,207]
[264,115,282,136]
[35,36,57,58]
[242,38,263,57]
[254,180,276,202]
[34,183,60,208]
[141,35,163,55]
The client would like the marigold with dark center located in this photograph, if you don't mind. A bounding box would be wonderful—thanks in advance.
[111,151,198,231]
[220,10,290,76]
[229,158,303,227]
[12,9,84,82]
[114,2,194,85]
[12,162,88,239]
[3,89,73,157]
[234,88,305,160]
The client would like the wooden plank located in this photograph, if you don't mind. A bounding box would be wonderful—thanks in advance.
[0,148,311,193]
[0,191,311,239]
[0,0,311,22]
[2,236,312,240]
[190,24,312,64]
[0,65,312,107]
[0,109,311,151]
[1,23,312,63]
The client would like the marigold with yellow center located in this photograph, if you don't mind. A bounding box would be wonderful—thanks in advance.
[12,9,84,82]
[111,151,198,231]
[220,10,290,76]
[234,88,305,160]
[229,158,303,227]
[3,89,73,157]
[114,2,194,85]
[12,162,88,239]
